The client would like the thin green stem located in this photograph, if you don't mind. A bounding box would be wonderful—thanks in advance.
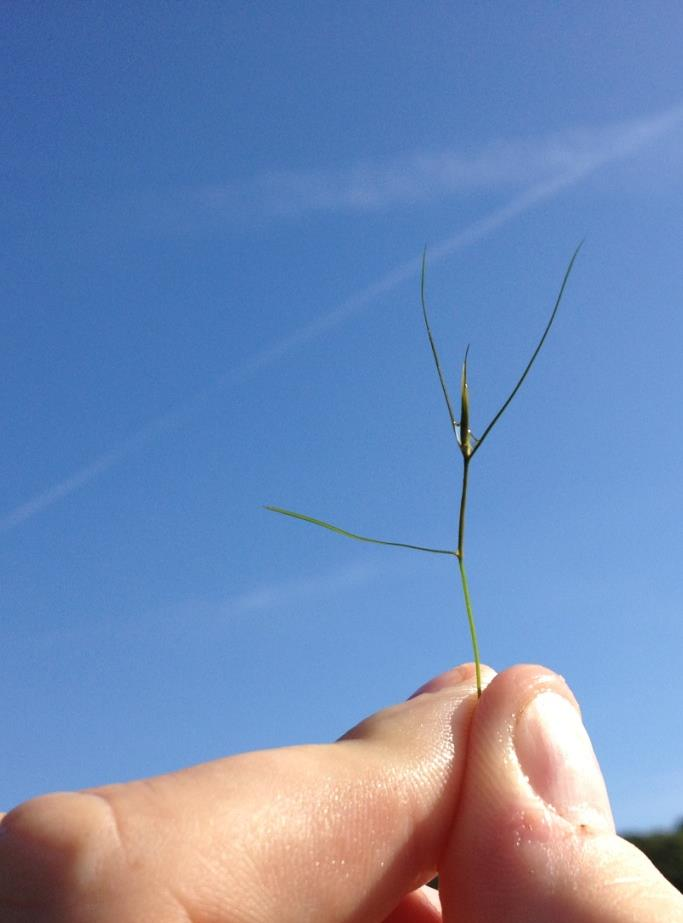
[458,457,470,555]
[269,248,581,704]
[457,555,482,697]
[456,456,481,696]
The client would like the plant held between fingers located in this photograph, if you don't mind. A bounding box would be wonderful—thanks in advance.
[267,244,583,696]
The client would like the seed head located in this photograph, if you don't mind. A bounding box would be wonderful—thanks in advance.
[460,345,471,457]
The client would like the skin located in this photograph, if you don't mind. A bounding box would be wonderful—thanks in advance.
[1,663,681,922]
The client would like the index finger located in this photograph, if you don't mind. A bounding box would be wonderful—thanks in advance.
[0,664,494,923]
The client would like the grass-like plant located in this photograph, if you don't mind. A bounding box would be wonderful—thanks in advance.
[267,244,582,696]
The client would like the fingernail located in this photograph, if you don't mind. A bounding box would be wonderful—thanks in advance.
[408,664,474,699]
[515,691,614,831]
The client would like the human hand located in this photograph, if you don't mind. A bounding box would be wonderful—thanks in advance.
[1,663,681,922]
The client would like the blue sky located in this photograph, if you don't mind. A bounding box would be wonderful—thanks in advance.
[3,3,683,832]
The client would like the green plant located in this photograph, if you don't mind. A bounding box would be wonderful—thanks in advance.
[267,244,582,696]
[624,821,683,893]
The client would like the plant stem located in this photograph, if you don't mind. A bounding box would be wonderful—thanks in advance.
[457,456,482,696]
[458,457,470,554]
[457,555,481,697]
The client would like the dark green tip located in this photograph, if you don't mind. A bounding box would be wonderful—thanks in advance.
[460,345,471,457]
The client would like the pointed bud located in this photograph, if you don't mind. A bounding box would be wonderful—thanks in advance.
[460,346,471,457]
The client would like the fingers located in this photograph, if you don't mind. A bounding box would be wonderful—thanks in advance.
[0,664,494,923]
[382,884,442,922]
[440,664,683,923]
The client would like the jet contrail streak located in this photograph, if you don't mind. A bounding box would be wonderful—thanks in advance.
[3,103,681,534]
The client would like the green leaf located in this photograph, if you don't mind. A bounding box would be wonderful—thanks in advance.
[265,506,457,556]
[471,241,583,457]
[420,249,459,441]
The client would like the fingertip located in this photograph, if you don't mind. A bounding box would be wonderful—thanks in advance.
[464,663,606,832]
[408,662,496,699]
[480,662,572,702]
[440,663,635,921]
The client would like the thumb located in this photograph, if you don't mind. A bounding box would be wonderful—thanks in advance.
[440,665,683,922]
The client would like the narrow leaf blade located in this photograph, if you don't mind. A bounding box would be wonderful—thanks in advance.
[265,506,456,556]
[471,241,583,456]
[421,249,459,440]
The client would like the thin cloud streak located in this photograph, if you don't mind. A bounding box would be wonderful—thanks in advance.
[2,103,682,535]
[218,560,375,617]
[22,560,378,646]
[197,105,683,218]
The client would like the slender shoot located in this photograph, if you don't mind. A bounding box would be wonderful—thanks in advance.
[458,556,481,695]
[267,246,582,701]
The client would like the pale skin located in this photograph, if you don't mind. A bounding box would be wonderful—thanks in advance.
[1,663,682,922]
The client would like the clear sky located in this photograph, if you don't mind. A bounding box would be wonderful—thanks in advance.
[2,3,682,833]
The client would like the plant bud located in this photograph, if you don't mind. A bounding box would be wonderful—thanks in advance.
[460,346,470,455]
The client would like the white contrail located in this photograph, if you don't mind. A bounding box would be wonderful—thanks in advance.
[2,103,682,534]
[219,560,375,616]
[197,104,683,217]
[27,559,379,644]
